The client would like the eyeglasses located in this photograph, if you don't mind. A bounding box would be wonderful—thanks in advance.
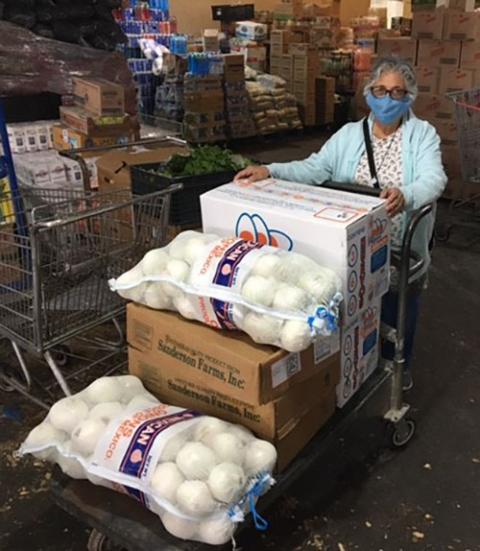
[370,86,408,100]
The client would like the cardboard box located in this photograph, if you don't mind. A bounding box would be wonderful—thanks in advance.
[417,39,462,66]
[435,119,459,144]
[337,299,381,408]
[376,38,418,64]
[203,29,220,52]
[415,65,440,93]
[273,0,304,18]
[234,45,267,72]
[412,9,446,39]
[315,76,335,125]
[127,303,340,406]
[438,0,475,9]
[183,92,225,113]
[201,180,391,327]
[52,124,133,151]
[460,40,480,69]
[443,10,480,40]
[128,343,339,442]
[412,0,437,10]
[236,21,268,42]
[414,93,454,120]
[60,106,131,137]
[289,43,317,56]
[73,77,125,117]
[438,66,474,93]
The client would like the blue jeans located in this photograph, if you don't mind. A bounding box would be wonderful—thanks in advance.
[381,288,422,369]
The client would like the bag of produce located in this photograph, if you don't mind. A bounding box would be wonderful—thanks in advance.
[109,231,343,353]
[20,376,277,545]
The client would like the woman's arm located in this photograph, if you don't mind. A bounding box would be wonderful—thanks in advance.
[403,121,448,210]
[267,131,339,185]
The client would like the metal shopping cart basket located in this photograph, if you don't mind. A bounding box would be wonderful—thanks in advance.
[441,87,480,240]
[0,184,180,408]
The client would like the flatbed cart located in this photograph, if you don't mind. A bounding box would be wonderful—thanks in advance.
[50,183,433,551]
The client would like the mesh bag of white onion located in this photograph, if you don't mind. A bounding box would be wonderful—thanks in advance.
[109,231,343,353]
[20,376,277,545]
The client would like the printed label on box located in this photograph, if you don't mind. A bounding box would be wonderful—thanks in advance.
[271,353,302,388]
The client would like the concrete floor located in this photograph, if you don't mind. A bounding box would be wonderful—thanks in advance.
[1,133,480,551]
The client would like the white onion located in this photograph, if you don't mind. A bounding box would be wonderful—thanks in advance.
[281,320,312,352]
[71,419,106,456]
[117,375,146,403]
[144,283,172,310]
[49,397,89,433]
[161,511,199,540]
[160,431,189,462]
[173,293,197,320]
[242,312,283,345]
[208,463,246,503]
[159,281,183,299]
[176,442,217,480]
[25,422,66,461]
[142,249,169,276]
[151,462,185,503]
[243,440,277,476]
[273,285,309,312]
[252,254,281,278]
[228,424,255,447]
[57,442,86,480]
[86,377,124,404]
[242,276,276,307]
[183,238,208,265]
[127,394,158,412]
[176,480,216,516]
[166,259,190,282]
[89,402,123,424]
[116,265,144,300]
[194,417,229,447]
[276,253,318,284]
[198,516,236,545]
[210,433,244,466]
[299,269,339,304]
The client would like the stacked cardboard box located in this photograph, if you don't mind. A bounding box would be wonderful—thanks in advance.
[127,304,341,472]
[223,55,256,139]
[291,44,320,126]
[411,6,480,196]
[273,0,304,20]
[315,76,335,125]
[7,121,55,154]
[201,180,390,408]
[183,75,226,143]
[53,77,137,151]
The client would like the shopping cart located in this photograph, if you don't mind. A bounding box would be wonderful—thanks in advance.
[50,183,434,551]
[0,185,180,408]
[441,87,480,240]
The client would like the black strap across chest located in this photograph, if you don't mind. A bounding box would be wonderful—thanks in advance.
[363,117,380,189]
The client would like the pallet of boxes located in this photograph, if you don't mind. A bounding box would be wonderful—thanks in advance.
[379,0,480,198]
[223,54,256,139]
[155,54,187,123]
[53,78,138,153]
[183,75,227,144]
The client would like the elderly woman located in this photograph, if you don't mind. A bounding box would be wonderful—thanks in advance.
[235,57,447,389]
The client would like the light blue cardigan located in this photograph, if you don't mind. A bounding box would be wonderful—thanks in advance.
[268,113,448,278]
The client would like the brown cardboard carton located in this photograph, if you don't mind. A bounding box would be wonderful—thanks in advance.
[435,119,459,145]
[289,43,317,56]
[443,10,480,40]
[441,0,475,10]
[438,66,474,93]
[128,345,340,445]
[73,77,125,117]
[417,39,461,65]
[223,56,245,83]
[183,92,225,112]
[376,38,418,64]
[414,93,454,120]
[127,304,340,407]
[60,106,132,137]
[460,40,480,68]
[415,65,440,93]
[52,124,135,151]
[203,29,220,52]
[412,9,446,39]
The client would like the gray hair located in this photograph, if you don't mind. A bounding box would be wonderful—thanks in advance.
[363,56,418,100]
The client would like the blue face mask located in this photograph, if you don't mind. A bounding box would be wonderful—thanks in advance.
[366,92,412,125]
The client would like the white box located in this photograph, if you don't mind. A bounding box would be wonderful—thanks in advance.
[63,158,84,189]
[201,179,391,326]
[25,125,39,153]
[36,124,50,151]
[236,21,268,42]
[7,126,26,154]
[337,298,381,408]
[47,155,68,187]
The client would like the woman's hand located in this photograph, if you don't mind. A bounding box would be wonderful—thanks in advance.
[234,165,270,184]
[381,188,405,217]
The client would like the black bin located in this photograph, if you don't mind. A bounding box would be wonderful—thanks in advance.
[131,163,236,227]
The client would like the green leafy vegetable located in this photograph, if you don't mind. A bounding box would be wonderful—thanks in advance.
[159,146,251,178]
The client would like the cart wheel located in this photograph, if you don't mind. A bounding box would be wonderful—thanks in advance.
[391,419,416,449]
[87,529,126,551]
[53,345,71,368]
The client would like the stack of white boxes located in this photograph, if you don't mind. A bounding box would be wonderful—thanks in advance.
[200,179,391,408]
